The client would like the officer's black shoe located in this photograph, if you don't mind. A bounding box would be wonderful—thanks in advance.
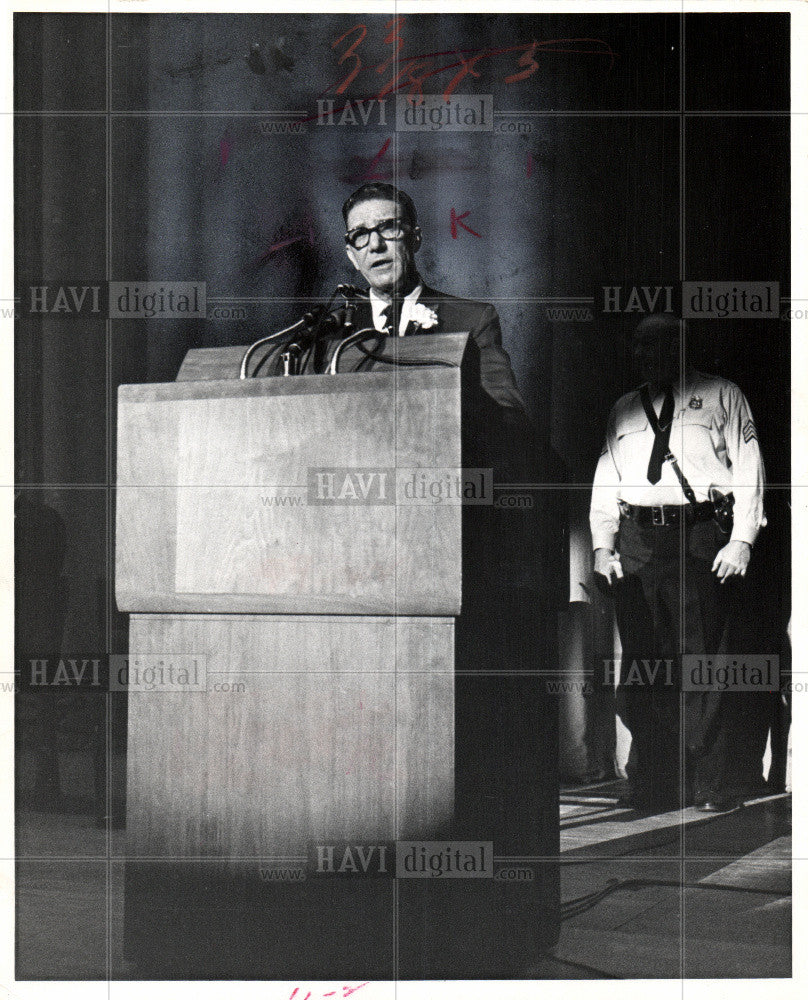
[697,797,742,813]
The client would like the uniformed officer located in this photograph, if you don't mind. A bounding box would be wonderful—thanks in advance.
[590,313,766,812]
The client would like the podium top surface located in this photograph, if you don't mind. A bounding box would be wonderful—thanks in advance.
[119,364,455,405]
[175,331,470,382]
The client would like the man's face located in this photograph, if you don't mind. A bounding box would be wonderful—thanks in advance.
[632,320,681,385]
[344,197,421,299]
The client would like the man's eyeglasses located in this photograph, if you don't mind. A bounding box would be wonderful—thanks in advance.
[345,218,411,250]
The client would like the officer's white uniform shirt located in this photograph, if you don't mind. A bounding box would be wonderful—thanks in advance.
[590,370,766,551]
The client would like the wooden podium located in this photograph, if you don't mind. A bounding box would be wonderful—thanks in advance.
[117,334,560,978]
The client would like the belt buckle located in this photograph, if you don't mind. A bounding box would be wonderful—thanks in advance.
[651,506,665,526]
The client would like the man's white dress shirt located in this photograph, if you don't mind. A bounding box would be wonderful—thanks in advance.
[369,284,424,336]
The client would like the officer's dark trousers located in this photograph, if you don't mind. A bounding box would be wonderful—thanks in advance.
[612,515,750,806]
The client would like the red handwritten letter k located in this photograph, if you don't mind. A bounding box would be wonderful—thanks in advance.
[450,208,481,240]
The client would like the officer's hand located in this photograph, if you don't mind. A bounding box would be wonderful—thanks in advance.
[711,540,751,583]
[594,548,624,585]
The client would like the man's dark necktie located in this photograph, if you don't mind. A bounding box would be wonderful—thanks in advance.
[380,301,401,336]
[640,383,675,484]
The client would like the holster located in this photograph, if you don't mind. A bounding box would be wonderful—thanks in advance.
[709,487,735,534]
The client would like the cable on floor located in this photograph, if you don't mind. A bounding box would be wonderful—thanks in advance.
[561,876,791,921]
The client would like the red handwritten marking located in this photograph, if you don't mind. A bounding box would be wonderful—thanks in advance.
[430,46,489,101]
[289,984,369,1000]
[364,136,392,179]
[337,143,477,184]
[396,39,617,102]
[328,19,618,104]
[343,136,393,185]
[257,211,317,266]
[297,27,618,129]
[219,136,231,167]
[259,234,306,263]
[377,56,439,103]
[504,39,540,84]
[333,23,368,94]
[450,208,481,240]
[299,31,616,127]
[376,16,405,77]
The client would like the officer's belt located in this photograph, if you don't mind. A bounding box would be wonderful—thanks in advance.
[618,499,716,527]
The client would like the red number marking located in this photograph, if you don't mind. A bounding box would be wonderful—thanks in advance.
[333,24,368,94]
[504,40,540,84]
[377,57,437,103]
[376,16,406,77]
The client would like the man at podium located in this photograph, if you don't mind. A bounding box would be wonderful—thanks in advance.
[340,181,528,414]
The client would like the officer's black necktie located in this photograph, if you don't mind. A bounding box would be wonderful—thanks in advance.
[641,383,675,484]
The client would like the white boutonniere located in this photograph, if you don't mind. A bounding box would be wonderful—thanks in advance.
[410,303,439,330]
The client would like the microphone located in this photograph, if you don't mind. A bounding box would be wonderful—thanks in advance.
[303,285,368,338]
[320,307,348,333]
[343,301,356,335]
[301,304,340,332]
[238,285,370,378]
[333,284,367,337]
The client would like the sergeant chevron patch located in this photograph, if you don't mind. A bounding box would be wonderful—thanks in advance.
[743,419,758,443]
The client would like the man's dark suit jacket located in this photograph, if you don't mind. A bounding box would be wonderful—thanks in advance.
[345,285,527,413]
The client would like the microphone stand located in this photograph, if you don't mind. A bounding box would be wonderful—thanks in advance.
[238,285,369,379]
[328,328,379,375]
[238,320,305,380]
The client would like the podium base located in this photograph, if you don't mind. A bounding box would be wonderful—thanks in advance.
[124,861,559,979]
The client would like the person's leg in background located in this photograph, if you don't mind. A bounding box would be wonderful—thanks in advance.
[611,519,681,811]
[683,520,754,810]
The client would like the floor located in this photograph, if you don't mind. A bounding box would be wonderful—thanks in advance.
[14,779,791,981]
[543,779,791,978]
